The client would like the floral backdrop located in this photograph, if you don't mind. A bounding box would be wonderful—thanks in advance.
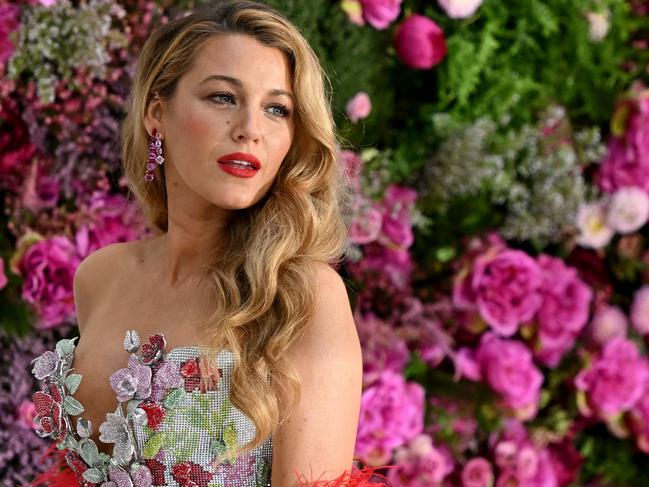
[1,0,649,485]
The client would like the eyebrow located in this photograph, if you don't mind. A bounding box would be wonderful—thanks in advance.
[199,74,294,101]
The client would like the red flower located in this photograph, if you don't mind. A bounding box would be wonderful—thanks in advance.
[180,357,222,393]
[32,384,67,440]
[171,461,213,487]
[144,457,167,485]
[141,333,166,365]
[139,401,166,430]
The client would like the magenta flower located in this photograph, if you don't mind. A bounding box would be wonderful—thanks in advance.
[350,195,383,245]
[628,392,649,454]
[575,337,649,418]
[378,184,417,249]
[454,248,543,337]
[16,400,37,430]
[386,434,453,486]
[394,14,447,69]
[355,370,425,465]
[358,0,403,29]
[346,91,372,122]
[475,333,543,419]
[19,236,81,329]
[588,304,628,346]
[534,254,593,367]
[0,3,21,64]
[461,457,493,487]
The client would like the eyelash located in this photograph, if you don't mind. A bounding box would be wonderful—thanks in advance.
[208,92,291,118]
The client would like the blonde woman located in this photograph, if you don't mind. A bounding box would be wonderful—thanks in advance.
[29,1,388,485]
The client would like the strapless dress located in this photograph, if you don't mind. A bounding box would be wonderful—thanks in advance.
[30,330,272,487]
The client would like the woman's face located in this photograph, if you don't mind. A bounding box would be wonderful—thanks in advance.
[146,34,295,211]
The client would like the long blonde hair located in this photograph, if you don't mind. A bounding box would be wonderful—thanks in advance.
[120,0,352,456]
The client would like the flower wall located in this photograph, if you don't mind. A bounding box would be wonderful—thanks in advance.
[1,0,649,485]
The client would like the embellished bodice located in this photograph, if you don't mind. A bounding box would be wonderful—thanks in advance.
[30,330,273,487]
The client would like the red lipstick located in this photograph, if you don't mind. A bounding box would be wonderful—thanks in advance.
[217,152,261,178]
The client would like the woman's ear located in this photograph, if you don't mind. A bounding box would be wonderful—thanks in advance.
[144,94,164,137]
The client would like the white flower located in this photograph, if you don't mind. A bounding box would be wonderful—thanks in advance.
[438,0,483,19]
[606,186,649,234]
[586,11,610,42]
[576,201,614,248]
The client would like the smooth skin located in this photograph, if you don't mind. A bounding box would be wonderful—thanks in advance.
[72,33,362,486]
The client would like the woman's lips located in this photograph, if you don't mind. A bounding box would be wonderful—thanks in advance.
[217,160,259,178]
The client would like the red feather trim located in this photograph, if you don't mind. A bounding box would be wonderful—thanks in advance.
[293,464,396,486]
[23,443,81,487]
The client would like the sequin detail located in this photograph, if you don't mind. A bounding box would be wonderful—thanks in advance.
[31,331,273,486]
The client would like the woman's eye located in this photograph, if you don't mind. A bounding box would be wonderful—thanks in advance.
[210,93,234,104]
[268,105,290,118]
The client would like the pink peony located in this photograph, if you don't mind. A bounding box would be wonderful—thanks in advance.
[606,186,649,233]
[475,333,543,419]
[0,3,21,64]
[461,457,493,487]
[358,0,403,29]
[534,254,593,367]
[588,304,628,346]
[355,370,425,466]
[454,248,543,337]
[16,400,37,429]
[596,84,649,194]
[387,434,453,486]
[355,312,409,387]
[0,256,7,290]
[438,0,483,19]
[346,91,372,122]
[19,236,81,329]
[394,14,447,69]
[378,184,417,249]
[631,285,649,335]
[575,337,649,418]
[347,241,413,290]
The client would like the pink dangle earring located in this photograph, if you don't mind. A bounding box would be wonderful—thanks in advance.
[145,128,164,182]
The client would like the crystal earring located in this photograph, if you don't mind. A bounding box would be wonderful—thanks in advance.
[145,128,164,182]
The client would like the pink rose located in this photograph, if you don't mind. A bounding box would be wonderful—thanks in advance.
[0,256,7,290]
[575,337,649,418]
[438,0,483,19]
[394,14,447,69]
[0,3,21,64]
[355,370,425,465]
[347,241,413,289]
[631,285,649,335]
[19,236,81,329]
[588,304,628,346]
[534,254,593,367]
[476,333,543,419]
[350,195,383,245]
[454,248,543,337]
[16,400,37,429]
[346,91,372,122]
[462,457,494,487]
[387,434,453,486]
[358,0,403,29]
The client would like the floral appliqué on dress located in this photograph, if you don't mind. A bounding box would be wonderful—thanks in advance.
[31,330,273,487]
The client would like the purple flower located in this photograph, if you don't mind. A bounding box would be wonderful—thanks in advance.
[0,3,21,64]
[109,355,152,402]
[596,84,649,194]
[19,236,81,329]
[575,337,649,418]
[631,285,649,335]
[454,248,543,337]
[378,184,417,249]
[534,254,593,367]
[475,333,543,419]
[461,457,493,487]
[150,359,183,402]
[358,0,403,30]
[386,434,453,486]
[355,370,425,465]
[394,14,447,69]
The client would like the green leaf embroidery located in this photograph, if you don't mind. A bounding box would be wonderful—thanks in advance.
[63,395,85,416]
[82,467,106,483]
[65,373,82,394]
[143,432,166,459]
[163,387,185,408]
[55,337,77,359]
[77,438,99,466]
[167,430,200,461]
[223,421,238,449]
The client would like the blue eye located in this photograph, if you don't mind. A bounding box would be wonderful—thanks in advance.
[268,105,291,118]
[210,93,234,104]
[208,93,291,118]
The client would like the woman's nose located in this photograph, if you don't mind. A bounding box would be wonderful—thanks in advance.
[232,106,262,142]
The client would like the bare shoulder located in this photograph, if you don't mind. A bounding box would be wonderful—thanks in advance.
[73,241,138,333]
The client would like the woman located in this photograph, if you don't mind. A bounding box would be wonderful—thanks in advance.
[29,1,388,485]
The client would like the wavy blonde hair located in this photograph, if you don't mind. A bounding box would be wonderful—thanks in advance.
[120,0,352,457]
